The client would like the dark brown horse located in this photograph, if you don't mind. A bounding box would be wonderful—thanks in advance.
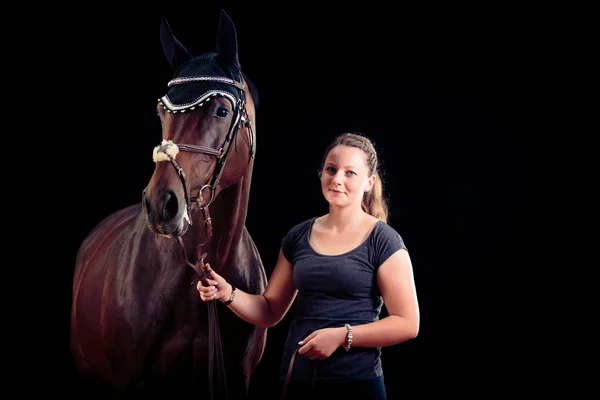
[71,10,267,399]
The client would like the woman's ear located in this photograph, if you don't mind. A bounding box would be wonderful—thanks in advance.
[365,174,376,192]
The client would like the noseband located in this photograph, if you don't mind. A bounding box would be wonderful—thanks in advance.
[150,75,254,400]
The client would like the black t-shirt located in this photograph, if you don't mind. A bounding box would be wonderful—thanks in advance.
[280,217,406,382]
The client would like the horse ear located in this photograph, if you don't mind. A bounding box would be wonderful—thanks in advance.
[160,16,193,70]
[216,9,241,71]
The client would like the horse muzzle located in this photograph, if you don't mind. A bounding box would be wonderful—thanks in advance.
[142,188,190,238]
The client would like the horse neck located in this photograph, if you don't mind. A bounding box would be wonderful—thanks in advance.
[185,165,254,272]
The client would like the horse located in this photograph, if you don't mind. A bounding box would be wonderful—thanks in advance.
[70,10,267,399]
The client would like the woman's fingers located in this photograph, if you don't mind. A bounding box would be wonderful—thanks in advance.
[196,281,218,301]
[198,264,221,287]
[197,281,216,292]
[204,263,219,277]
[195,264,228,302]
[202,278,219,286]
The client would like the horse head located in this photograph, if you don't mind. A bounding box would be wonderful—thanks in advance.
[143,10,256,239]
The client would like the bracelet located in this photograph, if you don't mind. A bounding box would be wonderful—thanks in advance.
[343,323,353,351]
[220,284,236,306]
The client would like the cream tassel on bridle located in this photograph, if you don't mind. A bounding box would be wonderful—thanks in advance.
[153,139,180,162]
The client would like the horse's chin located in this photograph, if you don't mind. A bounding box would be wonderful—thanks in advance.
[146,217,190,238]
[171,221,190,238]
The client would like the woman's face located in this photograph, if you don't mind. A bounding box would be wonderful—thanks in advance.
[320,145,375,209]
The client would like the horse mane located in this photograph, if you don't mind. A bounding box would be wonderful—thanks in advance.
[242,72,259,108]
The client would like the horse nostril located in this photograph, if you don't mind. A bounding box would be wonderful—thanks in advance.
[164,190,179,221]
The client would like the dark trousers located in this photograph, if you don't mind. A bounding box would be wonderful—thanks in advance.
[280,376,387,400]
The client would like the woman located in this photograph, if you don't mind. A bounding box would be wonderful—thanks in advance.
[197,132,420,399]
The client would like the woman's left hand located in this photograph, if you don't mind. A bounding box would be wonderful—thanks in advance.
[297,327,346,360]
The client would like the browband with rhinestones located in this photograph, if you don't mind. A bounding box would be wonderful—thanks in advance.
[159,91,237,113]
[168,76,245,92]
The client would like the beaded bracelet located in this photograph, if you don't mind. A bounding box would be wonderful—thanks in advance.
[343,323,353,351]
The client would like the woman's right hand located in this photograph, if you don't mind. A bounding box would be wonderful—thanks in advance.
[196,264,232,303]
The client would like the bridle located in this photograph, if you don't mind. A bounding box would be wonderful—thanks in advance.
[150,74,254,400]
[154,76,253,238]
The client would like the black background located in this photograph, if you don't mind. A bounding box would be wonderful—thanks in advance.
[61,4,528,398]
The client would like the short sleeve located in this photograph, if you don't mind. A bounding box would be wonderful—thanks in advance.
[280,218,315,264]
[281,228,294,263]
[373,222,407,267]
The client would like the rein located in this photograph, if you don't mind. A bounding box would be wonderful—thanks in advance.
[280,348,316,400]
[152,75,254,400]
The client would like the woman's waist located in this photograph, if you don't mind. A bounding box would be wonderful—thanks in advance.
[280,347,382,382]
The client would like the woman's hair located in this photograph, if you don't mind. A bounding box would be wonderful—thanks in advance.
[320,132,389,222]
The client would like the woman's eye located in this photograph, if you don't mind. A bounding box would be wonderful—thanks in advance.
[215,107,229,119]
[346,171,357,176]
[326,167,336,174]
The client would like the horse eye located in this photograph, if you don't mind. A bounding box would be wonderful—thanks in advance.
[215,107,229,119]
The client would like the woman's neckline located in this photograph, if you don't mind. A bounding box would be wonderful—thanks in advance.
[306,216,381,257]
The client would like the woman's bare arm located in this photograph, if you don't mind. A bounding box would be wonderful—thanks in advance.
[197,248,298,328]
